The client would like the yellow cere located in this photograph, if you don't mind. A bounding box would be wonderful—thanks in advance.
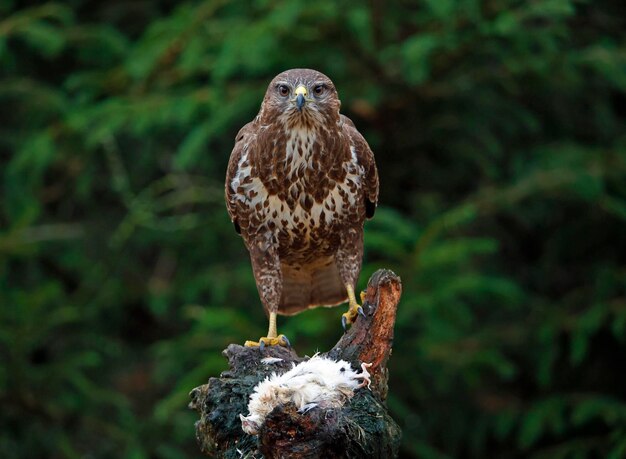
[294,85,307,96]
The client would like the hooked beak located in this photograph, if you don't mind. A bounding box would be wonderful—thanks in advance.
[294,85,307,112]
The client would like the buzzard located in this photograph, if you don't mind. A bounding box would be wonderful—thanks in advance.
[225,69,378,347]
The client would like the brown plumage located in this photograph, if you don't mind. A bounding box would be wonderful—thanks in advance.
[225,69,378,345]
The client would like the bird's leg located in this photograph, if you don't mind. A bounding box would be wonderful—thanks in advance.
[341,284,366,329]
[245,311,290,348]
[244,236,290,348]
[267,311,278,338]
[356,362,373,389]
[336,229,366,330]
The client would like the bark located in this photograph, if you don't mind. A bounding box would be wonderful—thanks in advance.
[188,269,402,458]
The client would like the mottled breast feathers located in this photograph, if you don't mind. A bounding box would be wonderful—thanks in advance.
[225,113,378,241]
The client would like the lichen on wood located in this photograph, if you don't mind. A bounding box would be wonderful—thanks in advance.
[188,269,402,458]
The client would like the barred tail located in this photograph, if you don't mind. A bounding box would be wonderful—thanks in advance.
[278,259,347,316]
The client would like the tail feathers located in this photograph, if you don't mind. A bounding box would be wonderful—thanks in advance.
[279,260,347,316]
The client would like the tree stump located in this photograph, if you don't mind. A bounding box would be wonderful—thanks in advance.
[188,269,402,458]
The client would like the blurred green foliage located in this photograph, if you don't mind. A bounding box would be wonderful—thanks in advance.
[1,0,625,457]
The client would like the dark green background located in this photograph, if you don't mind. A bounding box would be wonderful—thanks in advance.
[1,0,626,457]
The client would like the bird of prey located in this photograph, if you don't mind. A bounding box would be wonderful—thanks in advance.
[225,68,379,347]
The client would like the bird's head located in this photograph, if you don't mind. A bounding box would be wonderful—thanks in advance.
[239,413,262,435]
[259,68,341,128]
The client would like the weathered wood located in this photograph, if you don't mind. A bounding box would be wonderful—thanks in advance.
[188,269,402,458]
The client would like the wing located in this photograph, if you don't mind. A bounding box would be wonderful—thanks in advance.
[341,114,379,219]
[225,121,256,234]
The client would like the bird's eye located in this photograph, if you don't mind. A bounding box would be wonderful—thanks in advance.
[313,84,325,96]
[278,85,290,96]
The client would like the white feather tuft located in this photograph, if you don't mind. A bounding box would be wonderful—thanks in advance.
[240,355,371,435]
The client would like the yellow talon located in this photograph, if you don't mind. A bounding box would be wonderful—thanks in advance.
[245,311,291,347]
[244,334,290,348]
[341,285,366,329]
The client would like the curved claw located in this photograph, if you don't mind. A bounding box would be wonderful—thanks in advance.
[259,339,266,351]
[280,334,291,348]
[341,305,365,331]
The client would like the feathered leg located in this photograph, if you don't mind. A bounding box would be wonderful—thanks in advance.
[335,227,366,329]
[245,234,289,347]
